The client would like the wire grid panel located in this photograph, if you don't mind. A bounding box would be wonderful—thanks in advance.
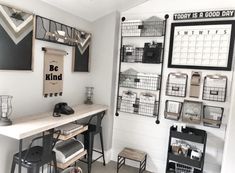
[175,163,193,173]
[166,83,187,97]
[202,75,227,102]
[166,73,188,97]
[202,86,226,102]
[122,20,164,37]
[120,73,160,90]
[121,46,143,63]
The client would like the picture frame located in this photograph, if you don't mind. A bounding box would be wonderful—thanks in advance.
[168,20,235,71]
[182,100,202,124]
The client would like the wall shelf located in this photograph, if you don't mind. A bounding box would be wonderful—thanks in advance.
[115,14,169,123]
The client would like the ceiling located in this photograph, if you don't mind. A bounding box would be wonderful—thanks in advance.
[40,0,149,22]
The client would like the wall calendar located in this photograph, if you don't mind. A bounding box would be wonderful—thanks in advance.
[168,21,235,70]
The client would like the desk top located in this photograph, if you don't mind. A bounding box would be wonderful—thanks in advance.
[0,104,108,140]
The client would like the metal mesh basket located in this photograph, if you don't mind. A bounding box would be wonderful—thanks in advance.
[61,167,82,173]
[175,163,193,173]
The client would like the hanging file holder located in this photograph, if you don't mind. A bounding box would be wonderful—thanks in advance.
[166,73,188,97]
[164,100,182,120]
[202,75,227,102]
[203,105,224,128]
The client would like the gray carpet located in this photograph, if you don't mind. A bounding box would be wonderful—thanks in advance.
[78,161,151,173]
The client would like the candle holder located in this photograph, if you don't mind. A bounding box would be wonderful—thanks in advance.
[0,95,13,126]
[84,87,94,105]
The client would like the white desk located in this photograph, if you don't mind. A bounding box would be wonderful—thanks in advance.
[0,104,108,173]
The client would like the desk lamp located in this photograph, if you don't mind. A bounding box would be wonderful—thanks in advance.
[0,95,13,126]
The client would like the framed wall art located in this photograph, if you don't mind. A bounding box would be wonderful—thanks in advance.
[72,29,91,72]
[168,20,235,71]
[0,4,34,70]
[35,15,91,72]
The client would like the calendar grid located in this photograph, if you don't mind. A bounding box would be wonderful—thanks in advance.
[168,21,234,70]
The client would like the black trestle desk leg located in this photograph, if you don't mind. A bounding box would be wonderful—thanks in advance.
[88,133,94,173]
[18,139,22,173]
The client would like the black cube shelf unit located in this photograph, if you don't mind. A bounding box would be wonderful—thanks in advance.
[115,15,169,124]
[166,126,207,173]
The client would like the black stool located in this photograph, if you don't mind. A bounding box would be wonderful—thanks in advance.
[81,111,106,173]
[11,130,60,173]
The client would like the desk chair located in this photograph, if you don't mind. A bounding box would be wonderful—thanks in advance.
[80,111,106,173]
[11,130,60,173]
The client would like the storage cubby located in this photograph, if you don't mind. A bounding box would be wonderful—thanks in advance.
[166,126,207,173]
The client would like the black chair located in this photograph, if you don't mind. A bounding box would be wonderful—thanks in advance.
[11,130,60,173]
[81,111,106,173]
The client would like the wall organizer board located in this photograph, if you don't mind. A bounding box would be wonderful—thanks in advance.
[0,3,34,70]
[35,15,91,72]
[168,21,235,70]
[115,15,169,124]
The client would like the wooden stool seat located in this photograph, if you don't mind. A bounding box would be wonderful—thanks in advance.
[117,148,147,173]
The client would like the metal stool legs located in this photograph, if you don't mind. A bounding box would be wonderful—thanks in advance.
[99,130,105,166]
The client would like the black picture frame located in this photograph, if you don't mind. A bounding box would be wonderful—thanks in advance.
[168,20,235,71]
[0,3,34,70]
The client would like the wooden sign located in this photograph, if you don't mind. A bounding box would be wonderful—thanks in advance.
[43,48,67,97]
[174,10,234,20]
